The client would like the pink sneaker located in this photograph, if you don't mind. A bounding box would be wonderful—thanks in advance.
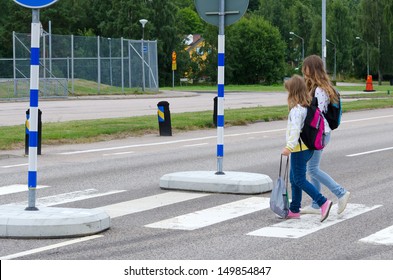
[287,210,300,219]
[320,200,333,222]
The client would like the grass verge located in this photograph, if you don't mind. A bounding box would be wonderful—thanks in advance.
[1,98,393,151]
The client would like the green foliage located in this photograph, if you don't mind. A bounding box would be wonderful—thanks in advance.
[2,95,393,150]
[225,15,286,84]
[1,0,393,83]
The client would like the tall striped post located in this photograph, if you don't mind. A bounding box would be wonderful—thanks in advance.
[26,9,40,211]
[216,0,225,175]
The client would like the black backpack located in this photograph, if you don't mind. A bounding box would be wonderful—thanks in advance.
[312,88,342,130]
[323,90,342,130]
[299,97,325,150]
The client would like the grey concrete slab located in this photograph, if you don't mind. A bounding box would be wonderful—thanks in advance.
[160,171,273,194]
[0,205,110,238]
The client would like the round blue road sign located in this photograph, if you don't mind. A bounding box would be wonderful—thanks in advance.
[13,0,58,9]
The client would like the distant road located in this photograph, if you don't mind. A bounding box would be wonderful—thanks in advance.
[0,91,289,126]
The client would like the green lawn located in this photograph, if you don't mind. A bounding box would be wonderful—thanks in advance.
[1,97,393,150]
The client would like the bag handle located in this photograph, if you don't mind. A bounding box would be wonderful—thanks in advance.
[279,154,289,181]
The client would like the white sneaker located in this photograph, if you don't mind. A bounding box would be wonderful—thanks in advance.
[337,191,350,214]
[300,205,320,214]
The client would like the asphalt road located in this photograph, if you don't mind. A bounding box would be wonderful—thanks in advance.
[0,107,392,260]
[0,90,291,126]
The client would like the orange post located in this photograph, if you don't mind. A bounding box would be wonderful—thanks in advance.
[365,75,375,92]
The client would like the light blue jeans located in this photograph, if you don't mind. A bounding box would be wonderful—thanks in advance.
[307,133,347,209]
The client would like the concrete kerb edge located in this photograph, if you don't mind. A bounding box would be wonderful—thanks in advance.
[0,205,111,238]
[159,171,273,195]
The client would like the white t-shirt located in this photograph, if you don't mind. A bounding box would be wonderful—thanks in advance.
[314,87,331,133]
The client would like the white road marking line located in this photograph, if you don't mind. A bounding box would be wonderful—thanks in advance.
[346,147,393,157]
[359,225,393,245]
[0,192,210,260]
[145,197,270,230]
[0,184,51,196]
[183,143,209,147]
[0,235,103,260]
[103,151,135,156]
[341,115,393,123]
[96,191,211,218]
[5,189,126,207]
[58,128,286,155]
[247,203,381,238]
[1,163,28,169]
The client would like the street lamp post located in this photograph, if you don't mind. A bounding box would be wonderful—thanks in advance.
[108,38,112,86]
[356,36,369,76]
[139,19,148,92]
[326,39,336,81]
[289,31,304,62]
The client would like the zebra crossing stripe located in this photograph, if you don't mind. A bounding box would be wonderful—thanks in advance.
[359,225,393,245]
[0,184,50,196]
[247,203,381,238]
[145,197,270,230]
[4,189,126,207]
[96,192,211,218]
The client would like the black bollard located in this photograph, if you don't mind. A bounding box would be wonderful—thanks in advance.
[25,109,42,155]
[213,96,218,127]
[157,101,172,136]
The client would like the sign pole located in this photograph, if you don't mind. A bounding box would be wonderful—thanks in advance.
[216,0,225,175]
[13,0,59,211]
[26,8,41,211]
[194,0,248,175]
[172,51,177,88]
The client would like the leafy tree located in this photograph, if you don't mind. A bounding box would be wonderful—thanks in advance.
[225,15,286,84]
[357,0,393,83]
[176,7,204,35]
[326,0,354,77]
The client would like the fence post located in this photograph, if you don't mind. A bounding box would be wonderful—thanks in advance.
[71,34,74,94]
[121,37,124,92]
[97,35,101,93]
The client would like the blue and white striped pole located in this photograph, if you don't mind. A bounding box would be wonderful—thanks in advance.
[26,9,41,211]
[216,0,225,175]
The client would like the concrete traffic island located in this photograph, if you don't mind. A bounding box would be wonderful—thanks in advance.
[0,205,110,238]
[160,171,273,194]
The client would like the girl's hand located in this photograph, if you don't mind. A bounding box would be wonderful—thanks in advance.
[281,148,291,156]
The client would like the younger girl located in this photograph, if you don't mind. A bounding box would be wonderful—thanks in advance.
[281,75,332,222]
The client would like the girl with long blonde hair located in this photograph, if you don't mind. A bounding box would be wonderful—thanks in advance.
[300,55,350,215]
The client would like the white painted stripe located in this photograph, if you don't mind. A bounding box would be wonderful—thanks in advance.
[183,143,208,148]
[58,128,285,155]
[342,115,393,124]
[103,151,135,156]
[218,67,224,84]
[0,184,50,196]
[29,107,38,131]
[28,147,37,170]
[5,189,126,207]
[346,147,393,157]
[217,127,224,144]
[145,197,270,230]
[0,235,102,260]
[248,204,381,238]
[217,97,224,115]
[30,65,40,90]
[218,35,225,53]
[97,192,210,218]
[31,23,41,48]
[359,225,393,245]
[1,163,28,169]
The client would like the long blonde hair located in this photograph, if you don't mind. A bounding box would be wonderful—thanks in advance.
[285,74,311,110]
[302,55,338,103]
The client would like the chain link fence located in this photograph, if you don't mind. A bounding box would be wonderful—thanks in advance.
[0,32,158,99]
